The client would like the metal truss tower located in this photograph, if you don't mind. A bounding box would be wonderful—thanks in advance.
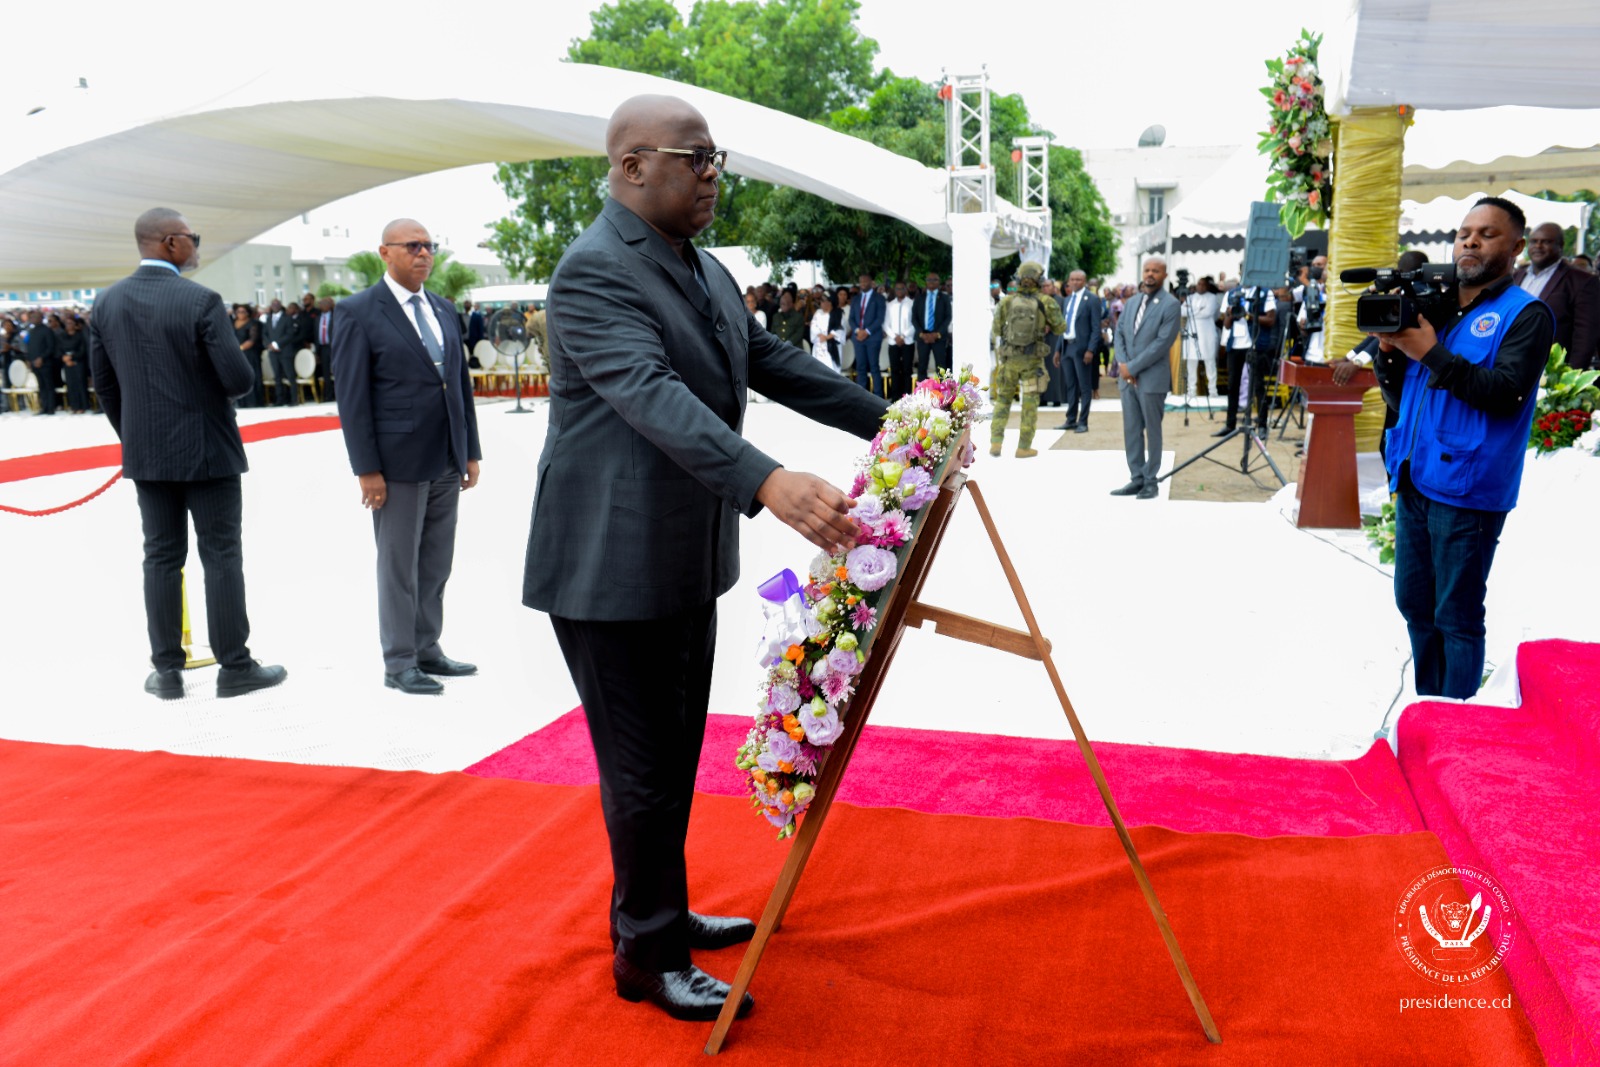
[940,68,993,215]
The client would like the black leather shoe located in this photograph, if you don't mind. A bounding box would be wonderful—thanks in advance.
[217,662,287,698]
[613,955,754,1022]
[145,669,183,700]
[1211,426,1233,438]
[1074,423,1089,434]
[416,654,477,676]
[1109,481,1144,496]
[1136,485,1159,500]
[687,912,757,950]
[1054,422,1073,430]
[385,667,444,695]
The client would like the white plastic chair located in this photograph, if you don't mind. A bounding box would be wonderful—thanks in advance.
[293,347,319,403]
[3,360,39,412]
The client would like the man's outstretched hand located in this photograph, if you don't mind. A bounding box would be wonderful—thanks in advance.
[756,468,861,551]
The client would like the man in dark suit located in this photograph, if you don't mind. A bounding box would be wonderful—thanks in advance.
[312,296,336,402]
[263,299,298,406]
[525,95,888,1023]
[463,300,486,361]
[332,219,482,696]
[1054,270,1106,432]
[848,271,886,395]
[89,207,287,700]
[1110,257,1182,499]
[912,270,952,379]
[25,310,60,414]
[1514,222,1600,369]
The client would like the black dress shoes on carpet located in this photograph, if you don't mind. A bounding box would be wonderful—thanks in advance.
[687,912,757,950]
[385,667,444,695]
[1211,426,1233,437]
[613,954,754,1022]
[144,669,183,700]
[1075,423,1090,434]
[1109,481,1145,497]
[416,655,477,677]
[1136,484,1159,500]
[217,662,287,699]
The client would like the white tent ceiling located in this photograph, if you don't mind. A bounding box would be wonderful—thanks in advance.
[0,63,1038,289]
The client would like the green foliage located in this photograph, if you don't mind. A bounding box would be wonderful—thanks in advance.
[746,75,1118,284]
[315,281,352,299]
[1259,29,1331,238]
[1534,343,1600,418]
[489,0,882,281]
[1362,499,1396,565]
[344,251,384,289]
[423,251,483,303]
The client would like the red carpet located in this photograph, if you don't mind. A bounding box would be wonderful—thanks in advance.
[0,415,341,483]
[1399,639,1600,1067]
[466,710,1424,838]
[0,739,1541,1065]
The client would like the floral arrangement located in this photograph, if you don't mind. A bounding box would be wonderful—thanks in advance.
[1532,409,1593,455]
[1362,500,1396,565]
[1259,29,1332,238]
[736,369,987,838]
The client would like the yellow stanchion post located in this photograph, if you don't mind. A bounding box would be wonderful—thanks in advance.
[181,568,216,669]
[1325,105,1411,452]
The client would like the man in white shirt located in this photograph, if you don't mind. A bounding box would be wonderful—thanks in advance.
[1215,281,1275,435]
[884,280,915,399]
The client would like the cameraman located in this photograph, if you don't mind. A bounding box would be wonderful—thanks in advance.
[1295,261,1327,362]
[1213,277,1276,436]
[1373,197,1552,699]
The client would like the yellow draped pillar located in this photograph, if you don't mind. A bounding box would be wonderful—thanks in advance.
[1325,106,1409,451]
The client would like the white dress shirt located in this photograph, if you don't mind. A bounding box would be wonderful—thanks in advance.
[1520,261,1558,300]
[1225,288,1276,348]
[384,271,443,349]
[884,296,915,344]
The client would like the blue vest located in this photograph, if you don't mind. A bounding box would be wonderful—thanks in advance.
[1385,284,1549,512]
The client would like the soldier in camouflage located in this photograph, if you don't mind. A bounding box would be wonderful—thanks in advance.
[989,260,1067,458]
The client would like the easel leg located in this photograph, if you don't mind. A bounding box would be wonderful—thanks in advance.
[964,480,1221,1044]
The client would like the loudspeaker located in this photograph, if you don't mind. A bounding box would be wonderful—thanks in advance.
[1240,202,1290,290]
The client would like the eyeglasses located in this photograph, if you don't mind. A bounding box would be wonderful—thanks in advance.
[631,146,727,177]
[384,241,439,256]
[166,231,202,248]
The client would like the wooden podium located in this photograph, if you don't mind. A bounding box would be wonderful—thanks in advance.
[1277,360,1376,529]
[705,445,1220,1053]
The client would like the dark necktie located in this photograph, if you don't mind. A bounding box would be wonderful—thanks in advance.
[925,294,934,331]
[1133,293,1152,333]
[408,294,445,377]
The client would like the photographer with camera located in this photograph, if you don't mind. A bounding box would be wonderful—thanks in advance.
[1213,275,1276,436]
[1295,257,1328,362]
[1370,196,1553,700]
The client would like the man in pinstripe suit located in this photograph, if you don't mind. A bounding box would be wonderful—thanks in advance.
[90,207,288,701]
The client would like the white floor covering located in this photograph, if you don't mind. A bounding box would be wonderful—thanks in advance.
[3,398,1596,773]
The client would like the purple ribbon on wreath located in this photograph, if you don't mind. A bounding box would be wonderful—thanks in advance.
[757,569,802,604]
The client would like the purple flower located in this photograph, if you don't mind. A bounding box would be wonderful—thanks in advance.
[801,703,844,745]
[826,647,861,678]
[821,672,854,705]
[796,671,815,700]
[766,683,800,717]
[756,729,802,773]
[848,494,884,527]
[876,510,911,545]
[845,544,896,592]
[793,744,820,775]
[887,444,913,465]
[764,809,793,829]
[851,602,877,630]
[899,467,937,510]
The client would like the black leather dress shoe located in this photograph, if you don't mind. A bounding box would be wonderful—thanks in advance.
[385,667,444,695]
[1074,423,1090,434]
[1109,481,1144,496]
[613,955,754,1022]
[687,912,756,950]
[145,669,183,700]
[1211,426,1233,438]
[217,662,287,698]
[416,654,477,677]
[1053,422,1073,430]
[1136,485,1159,500]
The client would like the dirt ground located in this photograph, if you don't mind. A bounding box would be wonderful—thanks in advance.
[999,395,1307,503]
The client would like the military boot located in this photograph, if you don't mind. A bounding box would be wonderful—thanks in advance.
[989,442,1002,457]
[1015,447,1038,459]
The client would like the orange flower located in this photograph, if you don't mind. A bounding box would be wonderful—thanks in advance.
[916,427,928,440]
[778,760,794,774]
[782,714,800,732]
[784,644,805,664]
[751,768,767,784]
[846,595,858,605]
[779,790,795,807]
[787,727,806,742]
[765,779,780,795]
[835,565,850,581]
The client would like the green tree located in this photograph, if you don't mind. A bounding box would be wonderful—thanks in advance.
[423,250,483,303]
[743,76,1118,285]
[488,0,882,281]
[315,281,352,299]
[344,251,384,289]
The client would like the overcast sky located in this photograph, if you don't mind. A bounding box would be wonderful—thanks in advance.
[3,0,1338,257]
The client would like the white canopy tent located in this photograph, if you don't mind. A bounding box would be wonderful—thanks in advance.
[0,61,1039,292]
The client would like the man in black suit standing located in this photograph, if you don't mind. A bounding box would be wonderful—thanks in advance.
[525,95,887,1023]
[312,296,336,402]
[912,270,951,379]
[1513,222,1600,369]
[25,310,60,415]
[1055,270,1106,432]
[463,300,486,362]
[89,207,287,700]
[332,219,482,696]
[262,299,298,406]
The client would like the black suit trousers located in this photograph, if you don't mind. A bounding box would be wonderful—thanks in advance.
[887,343,915,399]
[1063,348,1098,426]
[133,477,252,672]
[35,359,60,414]
[550,601,716,973]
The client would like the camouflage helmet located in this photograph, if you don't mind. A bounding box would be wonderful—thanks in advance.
[1015,260,1045,284]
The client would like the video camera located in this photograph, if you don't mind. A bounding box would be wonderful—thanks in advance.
[1170,267,1191,301]
[1341,264,1457,333]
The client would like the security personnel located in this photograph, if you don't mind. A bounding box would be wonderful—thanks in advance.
[989,260,1066,458]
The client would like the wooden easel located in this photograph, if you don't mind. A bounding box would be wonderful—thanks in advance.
[705,458,1221,1054]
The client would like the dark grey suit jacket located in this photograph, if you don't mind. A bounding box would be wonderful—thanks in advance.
[89,264,255,481]
[1112,288,1181,395]
[523,198,888,621]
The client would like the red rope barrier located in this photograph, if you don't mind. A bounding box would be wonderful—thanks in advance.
[0,469,124,517]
